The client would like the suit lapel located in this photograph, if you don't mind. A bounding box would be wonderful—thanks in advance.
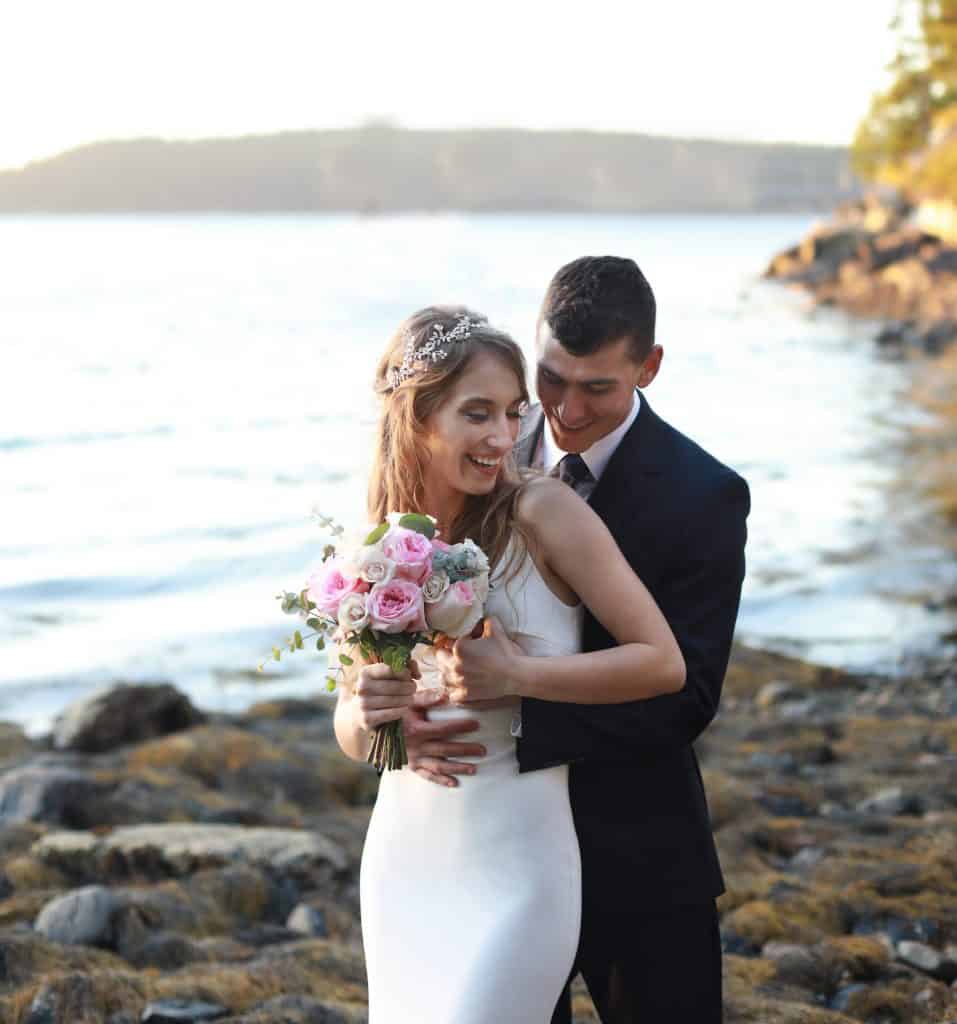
[515,406,545,470]
[587,391,668,517]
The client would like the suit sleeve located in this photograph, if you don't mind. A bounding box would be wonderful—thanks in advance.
[519,472,750,767]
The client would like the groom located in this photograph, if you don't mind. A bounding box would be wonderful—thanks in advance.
[417,256,750,1022]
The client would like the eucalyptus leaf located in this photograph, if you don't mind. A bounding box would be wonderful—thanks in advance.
[339,653,354,666]
[398,513,436,539]
[294,630,303,650]
[364,522,389,545]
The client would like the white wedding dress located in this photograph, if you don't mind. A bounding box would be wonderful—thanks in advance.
[360,549,584,1024]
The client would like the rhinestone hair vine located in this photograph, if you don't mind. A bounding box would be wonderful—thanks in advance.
[388,313,486,391]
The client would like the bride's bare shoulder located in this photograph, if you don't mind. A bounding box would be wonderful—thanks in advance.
[514,476,580,533]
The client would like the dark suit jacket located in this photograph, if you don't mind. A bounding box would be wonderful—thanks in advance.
[515,392,750,913]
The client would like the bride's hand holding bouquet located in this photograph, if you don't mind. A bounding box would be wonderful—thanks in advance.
[266,511,490,771]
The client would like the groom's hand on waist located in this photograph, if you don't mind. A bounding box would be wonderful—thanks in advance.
[404,707,487,788]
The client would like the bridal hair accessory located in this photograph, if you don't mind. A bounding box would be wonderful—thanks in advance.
[388,313,486,390]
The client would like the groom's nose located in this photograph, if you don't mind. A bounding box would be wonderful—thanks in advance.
[557,390,590,427]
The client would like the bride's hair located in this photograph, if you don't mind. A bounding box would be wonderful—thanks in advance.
[369,305,529,577]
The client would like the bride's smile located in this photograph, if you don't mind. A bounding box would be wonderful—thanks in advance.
[420,349,527,517]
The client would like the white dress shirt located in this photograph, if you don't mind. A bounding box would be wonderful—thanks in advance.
[540,389,641,493]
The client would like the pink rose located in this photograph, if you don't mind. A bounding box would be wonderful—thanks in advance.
[426,580,484,638]
[306,558,365,617]
[366,579,428,634]
[381,527,433,585]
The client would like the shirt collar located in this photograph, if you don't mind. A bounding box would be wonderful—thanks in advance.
[541,389,640,481]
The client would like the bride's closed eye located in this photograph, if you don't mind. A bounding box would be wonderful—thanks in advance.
[463,407,526,424]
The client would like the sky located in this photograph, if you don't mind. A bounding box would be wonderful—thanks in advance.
[2,0,899,171]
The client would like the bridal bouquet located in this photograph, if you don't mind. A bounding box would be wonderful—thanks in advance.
[265,511,490,771]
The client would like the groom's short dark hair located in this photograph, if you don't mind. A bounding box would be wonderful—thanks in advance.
[540,256,656,363]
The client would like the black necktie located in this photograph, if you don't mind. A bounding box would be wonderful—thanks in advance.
[555,453,595,497]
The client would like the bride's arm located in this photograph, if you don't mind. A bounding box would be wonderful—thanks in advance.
[445,478,685,704]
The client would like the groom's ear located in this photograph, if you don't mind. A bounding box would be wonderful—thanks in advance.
[637,345,664,389]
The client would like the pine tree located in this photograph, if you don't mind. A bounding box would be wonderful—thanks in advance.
[852,0,957,193]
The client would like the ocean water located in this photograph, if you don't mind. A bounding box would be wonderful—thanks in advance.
[2,212,955,733]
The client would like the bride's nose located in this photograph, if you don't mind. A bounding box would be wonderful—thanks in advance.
[485,422,513,453]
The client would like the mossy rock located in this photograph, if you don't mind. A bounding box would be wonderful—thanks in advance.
[723,894,845,947]
[125,727,289,788]
[0,891,55,927]
[148,938,368,1013]
[836,975,957,1021]
[818,935,891,981]
[724,645,859,700]
[0,927,127,989]
[3,853,68,891]
[701,771,756,832]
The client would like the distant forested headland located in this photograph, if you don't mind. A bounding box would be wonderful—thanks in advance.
[0,126,858,214]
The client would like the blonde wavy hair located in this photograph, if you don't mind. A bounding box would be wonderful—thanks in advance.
[369,305,530,579]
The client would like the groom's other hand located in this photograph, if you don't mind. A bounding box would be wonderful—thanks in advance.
[357,660,486,788]
[404,710,486,788]
[436,617,525,703]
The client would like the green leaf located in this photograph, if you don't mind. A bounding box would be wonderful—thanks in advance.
[398,513,436,539]
[272,647,281,662]
[339,652,354,666]
[325,676,337,692]
[306,617,320,630]
[364,522,389,545]
[294,630,303,650]
[316,635,325,651]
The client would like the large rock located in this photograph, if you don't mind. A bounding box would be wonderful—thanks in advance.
[799,228,868,271]
[141,999,229,1022]
[220,995,354,1023]
[52,682,205,753]
[33,824,347,881]
[0,722,34,766]
[0,765,102,826]
[896,939,957,982]
[34,885,120,946]
[855,786,924,817]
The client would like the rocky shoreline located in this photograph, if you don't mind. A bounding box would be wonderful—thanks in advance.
[764,195,957,352]
[766,193,957,574]
[1,643,956,1024]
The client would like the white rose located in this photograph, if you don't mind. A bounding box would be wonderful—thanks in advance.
[337,593,370,633]
[426,580,484,638]
[356,546,396,585]
[471,571,490,604]
[422,570,451,604]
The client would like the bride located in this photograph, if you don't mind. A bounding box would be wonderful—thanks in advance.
[333,306,685,1024]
